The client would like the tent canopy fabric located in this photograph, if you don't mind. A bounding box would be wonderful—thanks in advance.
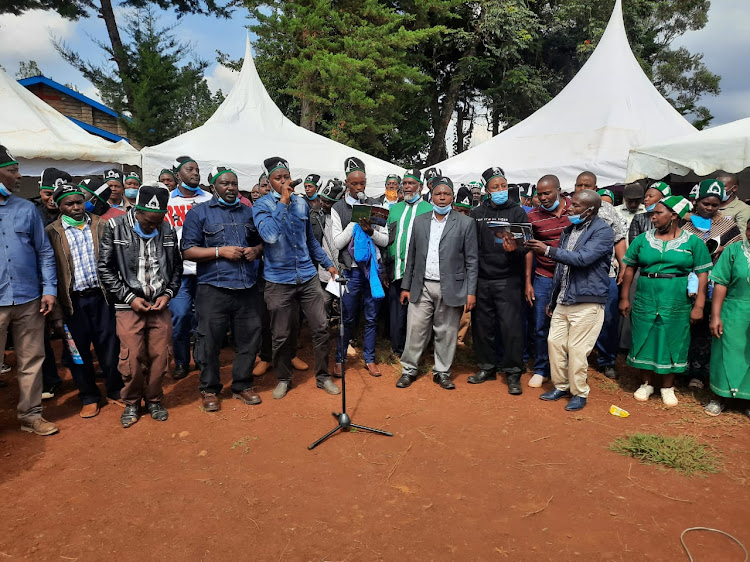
[428,0,696,190]
[626,117,750,182]
[141,37,403,194]
[0,66,139,176]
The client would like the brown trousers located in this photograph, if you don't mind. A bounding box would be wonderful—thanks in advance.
[115,308,173,406]
[0,299,45,423]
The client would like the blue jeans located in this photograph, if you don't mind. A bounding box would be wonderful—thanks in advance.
[169,275,197,367]
[336,267,382,364]
[532,274,554,377]
[595,277,620,367]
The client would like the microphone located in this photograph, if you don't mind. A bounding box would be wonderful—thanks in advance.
[290,178,302,188]
[356,191,366,202]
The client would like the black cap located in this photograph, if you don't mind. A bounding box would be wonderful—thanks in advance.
[262,157,289,176]
[39,167,72,191]
[403,169,423,184]
[103,168,124,185]
[320,178,346,202]
[135,183,170,213]
[344,157,366,177]
[0,145,18,168]
[78,176,110,203]
[623,183,645,199]
[305,174,322,189]
[482,167,506,185]
[432,176,454,192]
[454,186,473,208]
[424,167,442,182]
[52,183,84,204]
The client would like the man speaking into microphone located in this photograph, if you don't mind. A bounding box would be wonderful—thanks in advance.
[252,157,341,400]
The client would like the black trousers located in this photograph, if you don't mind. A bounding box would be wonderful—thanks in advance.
[264,276,330,383]
[472,277,524,375]
[389,279,408,355]
[257,278,273,362]
[194,284,262,394]
[66,291,122,404]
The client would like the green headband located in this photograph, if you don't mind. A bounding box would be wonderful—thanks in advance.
[39,185,55,192]
[0,160,18,169]
[267,163,289,176]
[597,188,614,201]
[78,183,107,204]
[209,169,236,185]
[160,168,177,179]
[125,174,141,184]
[454,201,472,209]
[54,190,84,203]
[135,205,167,213]
[404,173,423,185]
[174,159,196,173]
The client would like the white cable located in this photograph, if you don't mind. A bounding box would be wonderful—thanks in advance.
[680,527,748,562]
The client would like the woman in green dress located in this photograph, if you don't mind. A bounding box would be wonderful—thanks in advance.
[619,196,713,407]
[705,217,750,417]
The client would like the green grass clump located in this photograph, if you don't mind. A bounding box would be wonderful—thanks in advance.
[610,433,720,476]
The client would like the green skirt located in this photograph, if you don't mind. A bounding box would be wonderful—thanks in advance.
[626,276,692,374]
[709,298,750,399]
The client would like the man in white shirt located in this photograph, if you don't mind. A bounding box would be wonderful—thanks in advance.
[615,183,646,229]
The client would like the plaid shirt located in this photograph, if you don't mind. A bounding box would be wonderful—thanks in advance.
[137,237,165,301]
[62,217,99,291]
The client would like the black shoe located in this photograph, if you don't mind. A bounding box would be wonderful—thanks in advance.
[172,364,189,380]
[147,402,168,421]
[507,374,523,395]
[467,370,496,384]
[602,365,617,380]
[433,373,455,390]
[396,374,414,388]
[540,388,570,401]
[121,404,140,428]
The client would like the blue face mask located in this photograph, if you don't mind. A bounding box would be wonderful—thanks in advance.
[133,220,159,239]
[85,200,96,213]
[0,182,11,197]
[568,207,593,225]
[433,203,451,215]
[125,188,139,199]
[306,193,318,201]
[540,197,559,212]
[490,190,508,205]
[722,189,731,202]
[180,181,199,193]
[271,189,282,199]
[218,196,239,207]
[645,203,657,212]
[690,214,712,231]
[406,192,421,204]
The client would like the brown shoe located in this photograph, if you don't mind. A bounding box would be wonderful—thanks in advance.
[20,417,59,436]
[366,363,382,377]
[80,402,100,418]
[201,392,221,412]
[291,356,309,371]
[252,360,271,376]
[333,363,343,377]
[233,388,262,405]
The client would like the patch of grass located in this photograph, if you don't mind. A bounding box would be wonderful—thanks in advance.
[231,435,258,455]
[610,433,720,476]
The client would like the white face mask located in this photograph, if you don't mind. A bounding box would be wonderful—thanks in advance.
[0,182,11,197]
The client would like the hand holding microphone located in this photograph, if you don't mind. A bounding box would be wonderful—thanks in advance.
[280,178,301,204]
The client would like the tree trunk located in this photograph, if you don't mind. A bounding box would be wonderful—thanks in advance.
[98,0,134,114]
[455,102,465,155]
[492,99,500,136]
[300,96,316,132]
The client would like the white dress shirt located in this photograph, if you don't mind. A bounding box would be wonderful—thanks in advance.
[424,211,449,281]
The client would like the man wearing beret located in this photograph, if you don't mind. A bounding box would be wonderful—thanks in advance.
[0,145,59,435]
[98,183,183,428]
[468,166,530,395]
[46,183,122,418]
[252,157,340,399]
[331,157,388,376]
[182,167,265,411]
[103,168,126,210]
[303,174,323,210]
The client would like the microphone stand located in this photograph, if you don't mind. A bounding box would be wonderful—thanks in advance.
[308,275,392,450]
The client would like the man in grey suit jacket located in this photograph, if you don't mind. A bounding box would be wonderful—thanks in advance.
[396,177,479,389]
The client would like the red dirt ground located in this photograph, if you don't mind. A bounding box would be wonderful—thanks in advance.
[1,343,748,561]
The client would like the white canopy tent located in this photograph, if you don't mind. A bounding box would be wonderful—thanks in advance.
[141,38,403,195]
[0,65,139,176]
[429,0,696,189]
[626,117,750,181]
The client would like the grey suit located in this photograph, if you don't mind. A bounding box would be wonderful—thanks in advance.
[400,211,478,379]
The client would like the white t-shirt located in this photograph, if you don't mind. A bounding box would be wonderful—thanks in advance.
[165,188,213,276]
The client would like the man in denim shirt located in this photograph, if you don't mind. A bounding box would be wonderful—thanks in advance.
[182,167,265,412]
[252,157,340,400]
[0,146,59,436]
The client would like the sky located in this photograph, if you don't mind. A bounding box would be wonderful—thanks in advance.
[0,0,747,128]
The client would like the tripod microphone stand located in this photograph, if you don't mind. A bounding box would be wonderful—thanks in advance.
[308,275,392,450]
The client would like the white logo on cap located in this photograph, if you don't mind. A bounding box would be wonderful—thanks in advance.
[145,194,161,210]
[105,170,119,179]
[5,149,14,161]
[345,158,360,172]
[306,175,314,182]
[707,181,722,194]
[173,160,181,170]
[493,167,502,176]
[54,178,65,188]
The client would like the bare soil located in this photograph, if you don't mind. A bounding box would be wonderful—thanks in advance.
[1,342,748,561]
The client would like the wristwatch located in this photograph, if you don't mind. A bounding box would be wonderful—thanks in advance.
[215,247,220,259]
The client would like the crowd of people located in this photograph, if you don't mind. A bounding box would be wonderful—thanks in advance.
[0,142,748,434]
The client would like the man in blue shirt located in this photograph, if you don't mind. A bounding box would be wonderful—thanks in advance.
[182,167,265,412]
[252,157,340,400]
[0,145,59,436]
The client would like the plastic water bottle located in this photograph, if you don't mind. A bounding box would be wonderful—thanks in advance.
[63,324,84,365]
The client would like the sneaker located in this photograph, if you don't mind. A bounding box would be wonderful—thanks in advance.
[272,381,290,400]
[317,378,340,395]
[660,387,679,407]
[1,362,11,374]
[688,378,704,390]
[528,374,546,388]
[42,384,59,400]
[633,384,654,402]
[347,345,357,358]
[602,366,617,380]
[704,400,725,417]
[20,417,59,436]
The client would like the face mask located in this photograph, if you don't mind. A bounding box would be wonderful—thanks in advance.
[406,192,421,204]
[690,214,711,231]
[62,214,85,227]
[306,193,319,201]
[490,190,508,205]
[271,189,282,200]
[85,200,96,213]
[125,188,139,199]
[568,207,593,225]
[0,182,11,197]
[540,198,559,212]
[722,189,732,202]
[180,181,199,193]
[645,203,657,212]
[218,196,239,207]
[385,189,398,202]
[133,220,159,239]
[433,203,451,215]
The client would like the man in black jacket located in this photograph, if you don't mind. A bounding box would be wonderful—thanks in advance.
[468,167,530,394]
[98,183,183,428]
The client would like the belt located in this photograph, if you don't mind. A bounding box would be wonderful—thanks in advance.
[644,273,688,279]
[71,288,101,297]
